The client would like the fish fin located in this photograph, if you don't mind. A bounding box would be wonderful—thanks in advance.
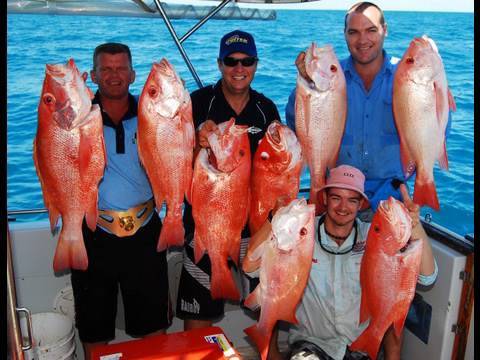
[242,240,268,274]
[349,326,382,360]
[85,192,99,231]
[358,290,370,325]
[244,324,272,360]
[448,88,456,112]
[413,177,439,210]
[244,286,261,311]
[53,226,88,272]
[48,208,61,233]
[157,212,184,251]
[184,165,193,205]
[437,141,449,170]
[393,314,408,339]
[398,135,416,178]
[210,257,240,300]
[78,128,94,178]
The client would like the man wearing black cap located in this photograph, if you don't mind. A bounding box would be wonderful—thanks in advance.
[175,29,281,330]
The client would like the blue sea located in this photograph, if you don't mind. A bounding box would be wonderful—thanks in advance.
[7,10,474,237]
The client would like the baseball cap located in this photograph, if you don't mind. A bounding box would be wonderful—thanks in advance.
[218,30,257,60]
[320,165,370,209]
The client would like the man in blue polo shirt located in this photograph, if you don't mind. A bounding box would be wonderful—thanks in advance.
[285,2,451,219]
[71,43,171,359]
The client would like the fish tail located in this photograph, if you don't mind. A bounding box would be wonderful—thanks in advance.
[413,179,439,211]
[157,213,185,251]
[349,326,382,360]
[210,258,240,301]
[244,324,272,360]
[308,188,325,215]
[53,227,88,272]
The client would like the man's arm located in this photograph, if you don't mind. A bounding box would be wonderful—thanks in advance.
[399,184,437,282]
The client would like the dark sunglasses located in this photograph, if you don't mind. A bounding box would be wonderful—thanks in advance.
[222,56,258,67]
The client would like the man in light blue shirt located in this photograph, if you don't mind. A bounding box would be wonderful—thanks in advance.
[285,1,451,215]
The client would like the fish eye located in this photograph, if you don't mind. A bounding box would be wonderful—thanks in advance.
[374,225,380,233]
[406,57,415,65]
[300,227,307,236]
[239,149,245,157]
[148,86,158,97]
[260,152,269,160]
[43,93,55,105]
[330,64,337,72]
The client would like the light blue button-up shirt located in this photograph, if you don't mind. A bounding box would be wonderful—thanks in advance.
[96,93,154,211]
[285,51,452,211]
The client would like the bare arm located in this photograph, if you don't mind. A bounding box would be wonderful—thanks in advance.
[399,184,435,276]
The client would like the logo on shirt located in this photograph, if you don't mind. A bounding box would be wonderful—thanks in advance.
[352,240,366,254]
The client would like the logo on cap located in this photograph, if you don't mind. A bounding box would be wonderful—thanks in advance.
[226,34,248,46]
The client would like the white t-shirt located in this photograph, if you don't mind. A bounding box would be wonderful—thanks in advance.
[288,217,370,360]
[288,216,438,360]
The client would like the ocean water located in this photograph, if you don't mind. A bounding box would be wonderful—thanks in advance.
[7,10,474,236]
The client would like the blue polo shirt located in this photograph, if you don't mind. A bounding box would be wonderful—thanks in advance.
[94,92,153,211]
[285,51,451,211]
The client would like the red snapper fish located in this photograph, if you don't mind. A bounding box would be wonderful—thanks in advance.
[243,198,315,360]
[192,118,251,300]
[138,58,194,251]
[295,42,346,215]
[33,58,106,272]
[249,121,303,235]
[350,197,423,359]
[393,35,456,210]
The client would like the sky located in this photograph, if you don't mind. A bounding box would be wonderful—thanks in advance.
[276,0,474,12]
[170,0,474,13]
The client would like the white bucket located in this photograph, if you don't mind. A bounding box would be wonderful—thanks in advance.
[23,312,75,360]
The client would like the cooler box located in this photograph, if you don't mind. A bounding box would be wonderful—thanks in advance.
[89,326,241,359]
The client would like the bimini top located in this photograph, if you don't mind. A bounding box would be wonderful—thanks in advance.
[7,0,323,20]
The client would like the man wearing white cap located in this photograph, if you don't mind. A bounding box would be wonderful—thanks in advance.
[266,164,438,360]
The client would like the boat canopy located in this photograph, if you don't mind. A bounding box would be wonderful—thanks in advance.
[7,0,322,20]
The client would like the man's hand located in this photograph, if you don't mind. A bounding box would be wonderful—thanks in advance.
[295,51,312,83]
[197,120,220,148]
[399,183,420,229]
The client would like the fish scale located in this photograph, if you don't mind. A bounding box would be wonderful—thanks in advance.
[138,58,195,251]
[295,43,346,215]
[393,35,455,211]
[192,119,251,301]
[33,58,106,272]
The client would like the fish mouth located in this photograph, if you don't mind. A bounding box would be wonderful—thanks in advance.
[378,197,412,250]
[397,236,422,256]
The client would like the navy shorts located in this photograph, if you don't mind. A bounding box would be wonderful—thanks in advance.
[71,214,171,343]
[175,233,258,321]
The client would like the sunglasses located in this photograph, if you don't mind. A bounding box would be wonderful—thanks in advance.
[222,56,258,67]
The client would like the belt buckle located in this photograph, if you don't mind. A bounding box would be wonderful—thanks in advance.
[119,215,135,232]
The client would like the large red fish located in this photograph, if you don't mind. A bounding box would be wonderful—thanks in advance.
[192,118,251,300]
[138,58,194,251]
[349,197,423,359]
[33,58,106,272]
[295,43,346,215]
[249,121,303,235]
[393,35,456,210]
[243,198,315,360]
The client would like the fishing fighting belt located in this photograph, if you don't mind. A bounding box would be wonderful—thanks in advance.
[97,198,155,237]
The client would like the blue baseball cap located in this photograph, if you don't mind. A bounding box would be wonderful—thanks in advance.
[218,30,257,60]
